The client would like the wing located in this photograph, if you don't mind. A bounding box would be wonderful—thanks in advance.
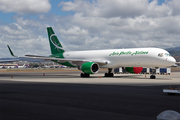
[25,55,109,65]
[7,45,17,57]
[7,45,109,65]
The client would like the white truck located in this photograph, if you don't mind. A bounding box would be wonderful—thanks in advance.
[163,87,180,95]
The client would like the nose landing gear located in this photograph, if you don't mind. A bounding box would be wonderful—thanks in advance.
[150,68,156,79]
[150,74,156,79]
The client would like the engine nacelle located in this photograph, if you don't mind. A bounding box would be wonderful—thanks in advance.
[126,67,143,74]
[81,62,99,74]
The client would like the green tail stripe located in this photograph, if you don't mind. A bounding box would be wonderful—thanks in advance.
[47,27,65,54]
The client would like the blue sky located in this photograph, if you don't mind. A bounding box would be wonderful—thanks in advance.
[149,0,165,5]
[0,0,74,24]
[0,0,179,58]
[50,0,75,16]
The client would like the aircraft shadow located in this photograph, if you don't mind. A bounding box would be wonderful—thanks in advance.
[0,81,179,120]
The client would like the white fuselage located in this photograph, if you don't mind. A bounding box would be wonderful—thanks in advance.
[17,64,26,69]
[7,66,17,69]
[63,48,176,68]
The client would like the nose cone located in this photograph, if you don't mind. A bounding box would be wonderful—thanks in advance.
[168,57,176,65]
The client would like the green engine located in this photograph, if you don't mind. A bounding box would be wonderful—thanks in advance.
[81,62,99,74]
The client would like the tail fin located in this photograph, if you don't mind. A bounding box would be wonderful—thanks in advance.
[47,27,65,54]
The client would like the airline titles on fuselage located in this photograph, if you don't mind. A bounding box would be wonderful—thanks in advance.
[109,51,149,56]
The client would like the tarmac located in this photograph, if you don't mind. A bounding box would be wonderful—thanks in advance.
[0,70,180,120]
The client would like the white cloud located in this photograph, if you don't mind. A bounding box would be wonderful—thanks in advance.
[0,0,180,58]
[96,0,148,18]
[59,26,88,36]
[59,0,96,13]
[57,0,180,49]
[0,0,51,14]
[167,0,180,16]
[147,0,170,17]
[60,0,180,17]
[0,22,50,58]
[59,0,148,18]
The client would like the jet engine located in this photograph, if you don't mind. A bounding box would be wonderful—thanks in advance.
[126,67,143,74]
[81,62,99,74]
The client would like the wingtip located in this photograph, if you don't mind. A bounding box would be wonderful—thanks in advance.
[7,45,16,57]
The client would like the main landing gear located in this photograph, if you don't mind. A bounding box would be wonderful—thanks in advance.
[104,68,114,77]
[81,73,90,77]
[150,68,156,79]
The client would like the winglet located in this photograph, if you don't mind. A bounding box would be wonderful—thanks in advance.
[7,45,17,57]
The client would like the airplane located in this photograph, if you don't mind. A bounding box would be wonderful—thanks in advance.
[0,65,5,69]
[7,27,176,79]
[16,64,30,69]
[7,64,18,69]
[0,59,19,69]
[60,65,67,68]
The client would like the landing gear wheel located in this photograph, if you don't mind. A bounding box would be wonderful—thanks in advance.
[104,73,114,77]
[110,73,114,77]
[85,73,90,77]
[81,73,90,77]
[150,68,156,79]
[81,73,84,77]
[150,75,156,79]
[105,73,108,77]
[105,68,114,77]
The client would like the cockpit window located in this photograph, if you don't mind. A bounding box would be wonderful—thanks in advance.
[158,53,164,57]
[158,53,171,57]
[165,53,171,56]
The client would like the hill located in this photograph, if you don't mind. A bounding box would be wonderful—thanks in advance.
[166,47,180,62]
[0,57,46,63]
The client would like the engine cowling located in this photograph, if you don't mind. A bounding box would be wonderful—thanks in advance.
[126,67,143,74]
[81,62,99,74]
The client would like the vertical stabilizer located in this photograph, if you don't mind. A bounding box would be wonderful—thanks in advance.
[47,27,65,54]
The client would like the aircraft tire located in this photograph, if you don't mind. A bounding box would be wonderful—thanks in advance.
[104,73,114,77]
[81,73,84,77]
[150,75,156,79]
[85,73,90,77]
[110,73,114,77]
[81,73,90,77]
